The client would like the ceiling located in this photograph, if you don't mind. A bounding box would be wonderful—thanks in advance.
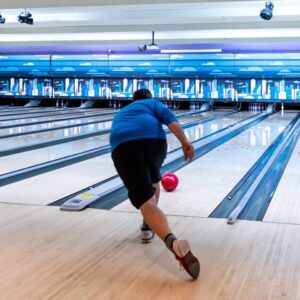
[0,0,300,53]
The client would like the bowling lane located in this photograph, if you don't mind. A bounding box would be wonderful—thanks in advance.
[0,106,100,114]
[0,107,74,116]
[167,111,254,151]
[0,108,195,151]
[0,108,114,123]
[0,120,112,153]
[0,109,190,132]
[0,107,57,113]
[174,109,224,124]
[0,110,227,174]
[0,114,115,137]
[0,106,68,112]
[0,110,246,205]
[0,108,104,121]
[113,113,297,217]
[1,134,109,175]
[0,109,115,128]
[263,137,300,224]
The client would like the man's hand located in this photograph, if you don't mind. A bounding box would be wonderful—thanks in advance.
[182,142,194,162]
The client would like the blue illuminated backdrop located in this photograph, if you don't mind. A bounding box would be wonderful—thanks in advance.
[1,53,300,101]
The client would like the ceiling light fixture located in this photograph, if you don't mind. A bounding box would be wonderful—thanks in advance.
[161,49,222,53]
[0,13,5,24]
[260,2,274,21]
[18,10,34,25]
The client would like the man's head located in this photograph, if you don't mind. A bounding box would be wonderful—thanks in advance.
[133,89,152,101]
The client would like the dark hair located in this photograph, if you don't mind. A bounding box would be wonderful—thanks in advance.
[133,89,152,101]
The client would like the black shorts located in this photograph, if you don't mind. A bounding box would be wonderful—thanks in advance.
[112,138,167,209]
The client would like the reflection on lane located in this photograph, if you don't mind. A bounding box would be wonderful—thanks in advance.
[0,115,114,136]
[1,110,234,174]
[0,121,112,152]
[167,111,253,151]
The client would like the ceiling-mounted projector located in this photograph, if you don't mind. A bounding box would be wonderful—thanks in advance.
[260,2,274,21]
[139,31,160,52]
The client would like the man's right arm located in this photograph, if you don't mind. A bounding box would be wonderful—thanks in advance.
[167,121,194,162]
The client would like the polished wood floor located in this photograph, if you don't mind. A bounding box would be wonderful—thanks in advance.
[1,204,300,300]
[1,108,300,299]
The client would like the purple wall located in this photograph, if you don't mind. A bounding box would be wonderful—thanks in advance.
[1,42,300,55]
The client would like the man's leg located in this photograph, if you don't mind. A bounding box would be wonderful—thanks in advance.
[112,140,199,279]
[140,195,200,280]
[142,182,160,230]
[152,182,160,204]
[140,194,171,240]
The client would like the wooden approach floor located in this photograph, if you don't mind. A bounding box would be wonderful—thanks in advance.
[1,109,300,299]
[1,203,300,300]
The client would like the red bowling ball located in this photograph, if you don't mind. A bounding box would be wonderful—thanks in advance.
[161,173,179,192]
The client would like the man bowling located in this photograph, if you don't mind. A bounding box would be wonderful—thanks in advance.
[110,89,200,280]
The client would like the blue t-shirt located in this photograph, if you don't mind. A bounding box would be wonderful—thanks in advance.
[110,99,178,151]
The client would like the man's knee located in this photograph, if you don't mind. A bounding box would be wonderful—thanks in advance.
[140,196,157,212]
